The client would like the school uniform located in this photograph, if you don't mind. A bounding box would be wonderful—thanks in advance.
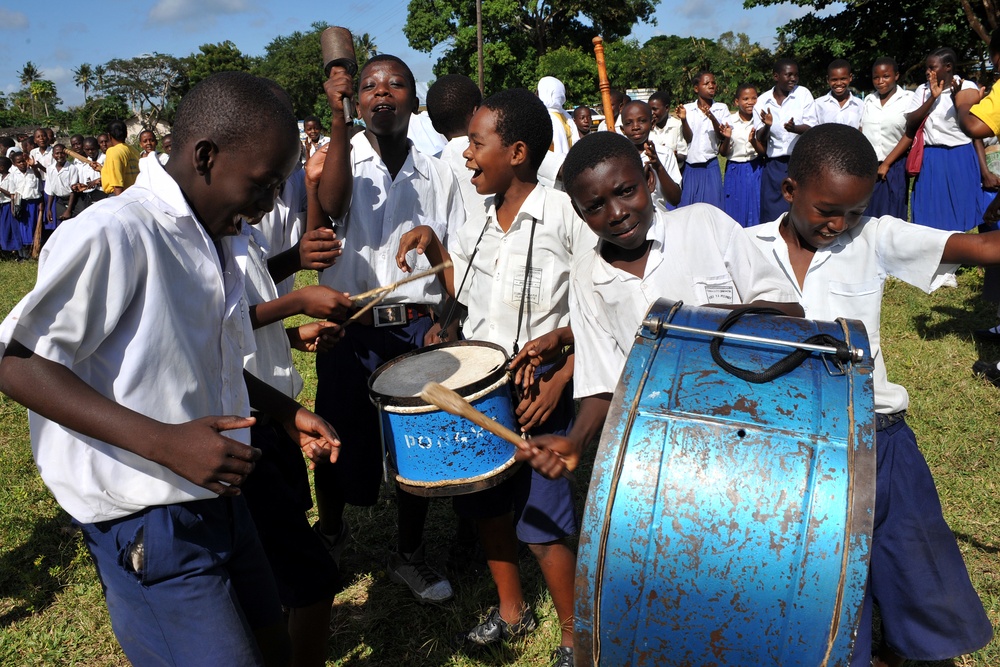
[313,133,465,507]
[815,92,864,128]
[0,156,281,665]
[861,87,916,219]
[449,185,596,542]
[571,204,797,399]
[642,146,682,211]
[240,226,340,608]
[753,85,818,222]
[10,168,41,248]
[0,174,13,252]
[440,136,490,221]
[678,101,730,208]
[258,164,307,296]
[907,78,982,231]
[723,113,763,227]
[748,215,993,665]
[73,159,105,212]
[650,116,688,165]
[303,135,330,163]
[30,146,55,225]
[43,162,77,227]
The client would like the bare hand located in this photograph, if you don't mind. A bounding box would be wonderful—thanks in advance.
[396,225,435,273]
[162,415,261,496]
[643,141,661,170]
[983,171,1000,192]
[304,144,329,189]
[985,195,1000,224]
[284,408,342,469]
[784,117,797,132]
[675,104,687,121]
[929,71,945,99]
[514,433,579,478]
[877,161,890,181]
[298,227,342,270]
[719,123,733,139]
[294,284,353,320]
[289,321,343,352]
[510,330,566,389]
[515,358,570,432]
[324,68,355,117]
[760,109,773,127]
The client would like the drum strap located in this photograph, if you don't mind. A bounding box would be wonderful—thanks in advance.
[438,215,493,338]
[511,217,539,357]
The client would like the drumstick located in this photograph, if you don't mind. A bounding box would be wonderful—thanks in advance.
[64,148,101,170]
[342,289,392,327]
[593,36,616,134]
[350,261,453,302]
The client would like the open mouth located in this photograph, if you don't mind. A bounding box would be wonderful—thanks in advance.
[371,103,395,114]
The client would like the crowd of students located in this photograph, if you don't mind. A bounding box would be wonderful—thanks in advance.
[0,34,999,667]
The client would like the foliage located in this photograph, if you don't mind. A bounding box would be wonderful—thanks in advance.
[404,0,660,93]
[254,22,329,120]
[73,64,94,103]
[743,0,991,90]
[29,80,59,119]
[537,47,598,104]
[101,53,186,129]
[183,41,257,91]
[67,95,131,136]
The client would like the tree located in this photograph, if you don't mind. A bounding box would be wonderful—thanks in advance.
[29,80,59,118]
[93,65,107,94]
[405,0,661,93]
[184,41,256,90]
[74,63,94,102]
[537,46,598,104]
[101,53,186,129]
[354,32,378,65]
[254,22,330,119]
[18,62,41,115]
[958,0,999,44]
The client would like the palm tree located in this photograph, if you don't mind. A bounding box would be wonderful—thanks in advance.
[74,63,94,102]
[18,61,41,115]
[93,64,107,95]
[354,33,378,61]
[30,80,57,118]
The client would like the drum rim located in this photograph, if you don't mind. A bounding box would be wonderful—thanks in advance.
[368,340,510,408]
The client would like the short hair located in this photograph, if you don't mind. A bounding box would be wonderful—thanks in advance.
[139,129,156,139]
[648,90,671,106]
[261,79,295,111]
[0,137,13,149]
[426,74,482,137]
[788,124,876,187]
[360,54,416,95]
[574,105,591,115]
[106,121,127,142]
[828,59,852,74]
[97,133,109,140]
[609,89,624,106]
[563,131,643,193]
[735,82,758,97]
[480,88,551,171]
[83,137,99,149]
[873,56,898,73]
[929,47,959,70]
[70,133,84,143]
[303,115,322,127]
[171,71,298,155]
[621,100,651,118]
[692,70,713,84]
[0,157,10,171]
[773,57,797,73]
[53,143,66,150]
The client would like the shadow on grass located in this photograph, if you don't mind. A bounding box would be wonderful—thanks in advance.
[0,513,80,628]
[953,531,1000,556]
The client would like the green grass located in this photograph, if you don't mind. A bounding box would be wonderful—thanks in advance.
[1,262,999,666]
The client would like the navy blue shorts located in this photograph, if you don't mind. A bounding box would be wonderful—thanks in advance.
[453,362,578,544]
[241,420,341,608]
[850,419,992,665]
[77,496,281,667]
[313,316,435,506]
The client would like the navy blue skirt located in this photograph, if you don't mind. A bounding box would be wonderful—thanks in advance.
[849,419,992,664]
[911,143,982,231]
[678,158,724,209]
[865,158,909,220]
[723,158,763,227]
[759,156,791,223]
[15,198,40,247]
[0,203,16,252]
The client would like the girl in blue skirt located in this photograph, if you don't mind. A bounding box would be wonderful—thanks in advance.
[0,156,15,256]
[677,71,730,209]
[722,83,764,227]
[906,48,988,231]
[862,57,915,219]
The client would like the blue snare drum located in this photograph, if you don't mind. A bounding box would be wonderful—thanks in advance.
[369,340,521,497]
[576,299,876,666]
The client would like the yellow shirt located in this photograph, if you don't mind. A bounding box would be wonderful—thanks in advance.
[971,86,1000,136]
[102,142,140,194]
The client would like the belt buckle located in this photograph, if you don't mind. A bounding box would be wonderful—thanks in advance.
[373,304,408,327]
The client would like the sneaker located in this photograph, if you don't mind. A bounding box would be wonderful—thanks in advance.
[551,646,574,667]
[388,543,454,602]
[973,325,1000,344]
[455,605,537,646]
[313,520,351,567]
[973,359,1000,387]
[939,272,959,288]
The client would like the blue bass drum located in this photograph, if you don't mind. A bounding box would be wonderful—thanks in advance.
[576,300,876,666]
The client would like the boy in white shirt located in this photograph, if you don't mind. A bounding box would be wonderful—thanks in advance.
[746,123,994,667]
[0,72,341,667]
[42,144,78,226]
[815,59,863,127]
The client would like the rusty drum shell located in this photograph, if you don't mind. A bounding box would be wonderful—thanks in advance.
[575,299,876,666]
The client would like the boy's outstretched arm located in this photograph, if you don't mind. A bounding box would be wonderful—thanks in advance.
[249,285,353,328]
[518,394,612,479]
[0,341,260,496]
[942,229,1000,264]
[315,69,355,222]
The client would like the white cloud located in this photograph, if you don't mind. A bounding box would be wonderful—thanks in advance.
[148,0,256,24]
[0,9,28,30]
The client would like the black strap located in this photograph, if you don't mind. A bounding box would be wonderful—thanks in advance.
[511,217,539,356]
[709,306,851,384]
[438,214,492,337]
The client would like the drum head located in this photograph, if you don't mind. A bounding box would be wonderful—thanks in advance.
[369,340,509,407]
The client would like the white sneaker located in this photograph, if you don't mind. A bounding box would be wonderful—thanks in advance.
[388,543,454,602]
[940,272,959,288]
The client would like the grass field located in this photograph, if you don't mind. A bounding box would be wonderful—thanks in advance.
[0,261,998,666]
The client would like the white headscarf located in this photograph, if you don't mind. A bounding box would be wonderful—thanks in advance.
[537,76,577,159]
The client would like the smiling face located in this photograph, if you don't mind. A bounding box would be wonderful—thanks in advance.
[872,64,899,97]
[304,120,322,142]
[567,155,657,251]
[358,59,417,139]
[648,97,669,128]
[827,66,853,100]
[462,107,515,196]
[162,135,172,154]
[782,168,873,250]
[33,129,48,150]
[11,153,26,172]
[139,131,157,154]
[774,64,799,94]
[52,145,66,165]
[621,102,652,147]
[735,88,757,117]
[694,73,717,102]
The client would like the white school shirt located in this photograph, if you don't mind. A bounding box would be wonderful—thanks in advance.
[258,165,308,296]
[748,216,957,414]
[598,115,624,132]
[97,152,106,165]
[43,162,77,197]
[29,146,55,178]
[303,135,330,162]
[682,101,731,163]
[815,92,864,128]
[0,156,254,524]
[0,174,10,204]
[12,168,41,199]
[571,204,798,398]
[440,136,490,222]
[861,88,916,161]
[450,185,596,355]
[753,85,818,157]
[75,160,102,193]
[726,113,759,162]
[906,78,978,147]
[641,148,681,209]
[650,117,688,163]
[243,226,303,399]
[318,133,465,306]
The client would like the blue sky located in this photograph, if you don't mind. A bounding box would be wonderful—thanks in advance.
[0,0,821,109]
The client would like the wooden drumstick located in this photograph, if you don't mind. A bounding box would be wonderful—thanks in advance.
[350,261,453,302]
[64,148,101,170]
[593,36,616,134]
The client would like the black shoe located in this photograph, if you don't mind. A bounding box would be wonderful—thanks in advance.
[973,326,1000,344]
[551,646,574,667]
[455,605,537,647]
[973,359,1000,386]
